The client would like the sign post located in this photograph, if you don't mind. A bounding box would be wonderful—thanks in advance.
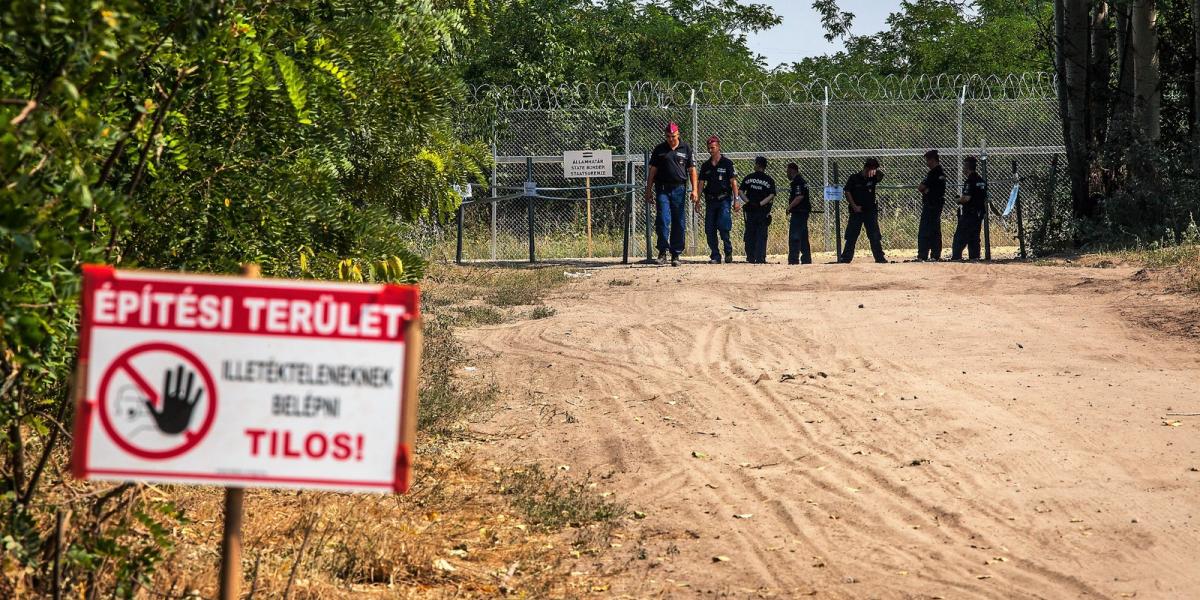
[563,150,612,260]
[831,162,842,258]
[585,176,593,257]
[71,264,422,596]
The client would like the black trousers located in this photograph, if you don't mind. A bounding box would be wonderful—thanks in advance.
[840,208,885,263]
[952,210,983,260]
[788,211,811,264]
[917,203,944,260]
[743,211,771,263]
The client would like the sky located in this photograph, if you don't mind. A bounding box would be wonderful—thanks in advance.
[745,0,902,68]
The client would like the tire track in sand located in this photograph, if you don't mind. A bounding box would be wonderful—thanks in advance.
[467,263,1200,598]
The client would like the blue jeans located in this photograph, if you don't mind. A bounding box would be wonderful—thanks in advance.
[655,186,687,255]
[704,198,733,260]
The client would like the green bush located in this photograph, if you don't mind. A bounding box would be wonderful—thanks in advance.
[0,2,488,596]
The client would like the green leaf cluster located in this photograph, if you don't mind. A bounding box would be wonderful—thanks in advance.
[0,0,487,595]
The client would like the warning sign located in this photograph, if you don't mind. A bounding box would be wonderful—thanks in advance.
[563,149,612,179]
[72,266,421,493]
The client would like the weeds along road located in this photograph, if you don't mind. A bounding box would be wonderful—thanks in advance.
[462,259,1200,599]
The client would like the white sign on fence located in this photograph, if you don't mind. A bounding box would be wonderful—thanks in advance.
[453,183,473,199]
[563,149,612,178]
[72,266,422,493]
[823,186,843,202]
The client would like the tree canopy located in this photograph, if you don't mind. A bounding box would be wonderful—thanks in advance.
[794,0,1054,79]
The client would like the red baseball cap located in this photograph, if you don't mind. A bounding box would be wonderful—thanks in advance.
[664,122,680,134]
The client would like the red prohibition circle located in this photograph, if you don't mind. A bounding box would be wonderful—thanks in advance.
[97,342,218,460]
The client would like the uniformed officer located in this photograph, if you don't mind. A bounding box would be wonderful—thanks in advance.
[698,136,739,264]
[740,156,776,264]
[916,150,947,261]
[643,122,698,267]
[951,156,987,261]
[838,158,887,264]
[785,162,812,265]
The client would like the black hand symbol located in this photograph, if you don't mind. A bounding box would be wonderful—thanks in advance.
[146,364,203,435]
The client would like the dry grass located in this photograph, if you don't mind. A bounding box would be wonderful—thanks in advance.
[141,453,620,598]
[1038,244,1200,294]
[11,261,621,599]
[422,263,570,310]
[1034,244,1200,342]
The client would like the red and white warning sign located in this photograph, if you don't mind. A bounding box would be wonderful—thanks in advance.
[71,265,422,493]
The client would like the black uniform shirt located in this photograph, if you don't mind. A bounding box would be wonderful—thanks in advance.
[651,141,694,186]
[845,171,884,211]
[699,156,737,198]
[961,172,987,215]
[788,173,811,213]
[922,165,947,206]
[741,171,776,212]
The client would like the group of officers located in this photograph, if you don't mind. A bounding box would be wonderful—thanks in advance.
[642,122,989,266]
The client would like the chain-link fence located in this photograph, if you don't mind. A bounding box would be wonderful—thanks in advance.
[454,74,1068,262]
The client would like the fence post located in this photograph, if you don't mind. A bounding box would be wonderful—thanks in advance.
[822,86,831,254]
[832,161,842,258]
[526,157,535,263]
[455,203,464,265]
[981,146,991,261]
[643,150,654,262]
[690,89,698,256]
[955,84,964,199]
[623,91,632,264]
[490,139,498,261]
[623,160,632,264]
[1013,160,1027,260]
[1039,155,1060,251]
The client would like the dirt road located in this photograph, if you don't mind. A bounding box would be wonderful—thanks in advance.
[465,260,1200,598]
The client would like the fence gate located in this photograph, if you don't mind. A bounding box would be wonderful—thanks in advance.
[455,74,1068,262]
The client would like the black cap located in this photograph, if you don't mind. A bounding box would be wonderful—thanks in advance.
[864,158,880,170]
[754,156,768,168]
[924,149,940,160]
[964,156,978,169]
[786,162,799,171]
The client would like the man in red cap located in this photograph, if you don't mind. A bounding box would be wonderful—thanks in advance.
[697,135,739,263]
[644,122,698,266]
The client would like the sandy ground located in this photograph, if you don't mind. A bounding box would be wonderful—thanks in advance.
[464,256,1200,599]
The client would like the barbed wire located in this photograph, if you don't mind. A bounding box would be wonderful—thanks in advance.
[465,73,1058,110]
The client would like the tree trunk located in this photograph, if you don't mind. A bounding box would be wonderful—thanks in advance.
[1057,0,1092,219]
[1088,3,1113,149]
[1193,0,1199,167]
[1131,0,1161,141]
[1115,4,1136,121]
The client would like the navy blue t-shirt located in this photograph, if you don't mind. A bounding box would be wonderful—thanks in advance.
[845,171,884,211]
[961,172,987,216]
[651,141,694,186]
[788,173,811,213]
[741,172,776,212]
[699,156,737,198]
[922,165,947,206]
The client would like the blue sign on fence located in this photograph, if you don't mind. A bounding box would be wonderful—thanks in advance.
[1004,183,1020,217]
